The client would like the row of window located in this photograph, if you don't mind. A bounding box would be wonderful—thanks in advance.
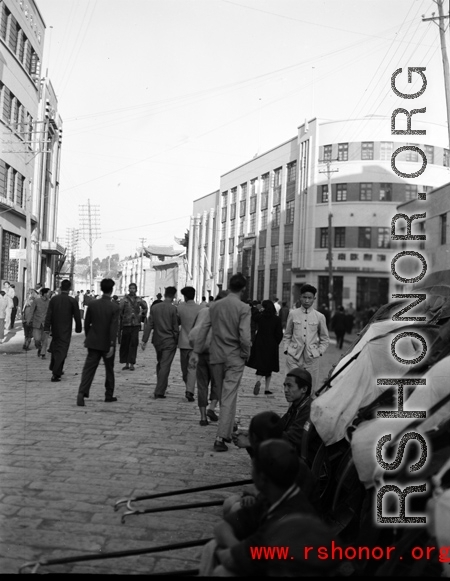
[0,82,34,141]
[329,253,387,262]
[319,226,391,249]
[222,200,295,232]
[324,141,449,166]
[319,182,429,203]
[0,1,41,81]
[256,269,279,301]
[0,159,25,207]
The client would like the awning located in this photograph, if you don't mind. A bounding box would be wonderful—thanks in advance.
[41,241,65,256]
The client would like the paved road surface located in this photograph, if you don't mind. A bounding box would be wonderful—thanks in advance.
[0,321,354,574]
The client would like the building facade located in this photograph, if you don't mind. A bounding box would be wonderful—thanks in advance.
[0,0,63,304]
[189,116,449,310]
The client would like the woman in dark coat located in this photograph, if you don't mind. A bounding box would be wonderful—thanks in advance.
[246,300,283,395]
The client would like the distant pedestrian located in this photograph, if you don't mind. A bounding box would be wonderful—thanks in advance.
[177,286,204,401]
[200,296,208,307]
[9,285,18,328]
[22,289,38,350]
[279,301,290,332]
[2,281,14,330]
[208,296,214,305]
[344,302,355,335]
[318,303,331,327]
[0,290,13,343]
[27,287,51,358]
[246,300,283,396]
[77,278,120,407]
[44,279,82,382]
[151,293,163,310]
[141,286,179,399]
[119,283,147,371]
[78,290,85,319]
[273,297,281,316]
[331,305,346,350]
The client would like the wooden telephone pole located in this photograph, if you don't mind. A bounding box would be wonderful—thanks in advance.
[319,159,339,312]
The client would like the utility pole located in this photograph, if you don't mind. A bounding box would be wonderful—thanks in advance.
[25,178,33,292]
[318,159,339,312]
[423,0,450,149]
[79,200,101,291]
[66,227,79,288]
[138,238,146,295]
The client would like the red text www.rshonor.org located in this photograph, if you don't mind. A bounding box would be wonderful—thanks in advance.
[250,544,450,562]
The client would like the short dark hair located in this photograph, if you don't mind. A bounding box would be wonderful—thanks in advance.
[10,284,14,289]
[229,272,246,292]
[181,286,195,300]
[253,439,299,488]
[249,412,283,449]
[61,279,71,291]
[101,278,115,293]
[202,296,206,301]
[164,286,177,298]
[40,287,50,296]
[128,283,137,290]
[300,284,317,296]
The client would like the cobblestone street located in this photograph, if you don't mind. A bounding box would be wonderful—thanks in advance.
[0,322,350,574]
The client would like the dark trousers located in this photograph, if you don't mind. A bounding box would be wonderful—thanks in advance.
[49,340,69,378]
[10,308,17,329]
[196,352,220,407]
[335,332,345,350]
[154,347,177,396]
[120,326,140,364]
[78,348,115,398]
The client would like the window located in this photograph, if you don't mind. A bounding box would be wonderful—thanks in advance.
[350,253,359,260]
[229,222,236,237]
[338,143,348,161]
[405,184,418,202]
[424,145,434,165]
[260,209,268,230]
[272,205,280,228]
[336,184,347,202]
[1,230,20,282]
[257,271,265,301]
[237,251,243,270]
[239,221,244,236]
[404,145,418,162]
[273,168,282,205]
[271,245,279,263]
[338,253,346,260]
[441,213,447,245]
[334,227,346,248]
[259,247,266,266]
[221,192,227,222]
[250,178,257,195]
[444,149,450,168]
[377,227,390,248]
[285,200,294,224]
[219,240,225,255]
[261,173,269,192]
[323,144,332,161]
[260,191,268,210]
[240,183,247,199]
[363,254,373,261]
[379,183,392,201]
[231,187,237,203]
[250,196,257,213]
[249,213,256,233]
[358,227,372,248]
[320,228,328,248]
[380,141,393,161]
[360,183,372,201]
[229,237,234,253]
[287,161,297,183]
[361,142,374,160]
[230,203,236,220]
[239,199,246,217]
[284,242,293,262]
[377,254,387,262]
[321,185,328,203]
[219,255,225,270]
[221,224,226,238]
[282,283,290,305]
[269,269,277,299]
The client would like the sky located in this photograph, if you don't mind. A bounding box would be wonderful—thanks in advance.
[36,0,448,261]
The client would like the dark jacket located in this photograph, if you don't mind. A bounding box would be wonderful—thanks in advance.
[331,310,346,335]
[44,292,82,343]
[84,295,120,352]
[246,311,283,374]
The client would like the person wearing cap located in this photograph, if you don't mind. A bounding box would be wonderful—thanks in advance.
[198,439,316,576]
[284,283,329,397]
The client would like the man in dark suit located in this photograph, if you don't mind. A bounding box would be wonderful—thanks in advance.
[77,278,120,407]
[44,279,82,382]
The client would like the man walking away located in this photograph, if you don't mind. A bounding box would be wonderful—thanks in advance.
[331,305,346,350]
[10,285,18,329]
[191,273,251,452]
[178,286,203,401]
[119,283,147,371]
[44,279,82,382]
[27,287,51,358]
[77,278,120,407]
[141,286,179,399]
[279,301,290,332]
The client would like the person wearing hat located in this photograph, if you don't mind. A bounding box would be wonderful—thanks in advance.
[284,283,329,397]
[198,439,316,576]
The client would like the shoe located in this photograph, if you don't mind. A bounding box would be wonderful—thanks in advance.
[206,409,219,422]
[264,390,273,395]
[51,376,61,382]
[253,381,261,396]
[129,364,135,371]
[37,348,41,357]
[213,440,228,452]
[41,355,46,359]
[223,437,232,443]
[61,371,65,376]
[185,391,195,402]
[154,394,166,399]
[122,365,129,370]
[199,419,209,426]
[105,397,118,402]
[76,394,85,407]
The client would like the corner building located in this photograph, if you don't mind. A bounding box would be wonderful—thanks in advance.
[190,116,449,310]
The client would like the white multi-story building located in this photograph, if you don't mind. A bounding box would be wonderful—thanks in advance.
[189,116,449,310]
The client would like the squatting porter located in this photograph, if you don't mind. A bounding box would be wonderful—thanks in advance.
[375,67,429,524]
